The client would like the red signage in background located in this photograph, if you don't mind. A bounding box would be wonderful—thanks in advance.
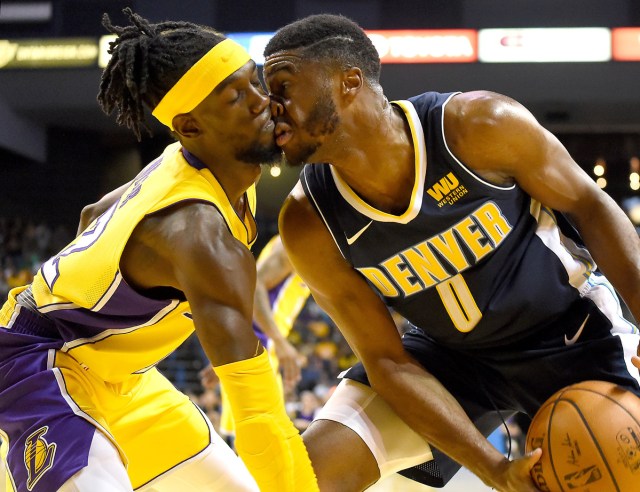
[366,30,477,63]
[612,28,640,61]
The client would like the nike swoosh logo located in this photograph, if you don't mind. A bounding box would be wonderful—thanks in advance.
[564,314,590,346]
[346,221,373,245]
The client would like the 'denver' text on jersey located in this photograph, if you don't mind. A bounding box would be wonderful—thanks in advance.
[302,92,596,349]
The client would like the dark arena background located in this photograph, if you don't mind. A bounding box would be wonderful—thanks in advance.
[1,1,639,490]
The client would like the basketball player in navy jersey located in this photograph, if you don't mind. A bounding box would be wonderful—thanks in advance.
[0,9,317,492]
[262,14,640,492]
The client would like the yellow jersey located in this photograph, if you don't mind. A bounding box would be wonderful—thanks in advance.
[1,142,257,383]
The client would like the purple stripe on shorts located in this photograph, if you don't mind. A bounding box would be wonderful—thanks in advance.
[0,331,96,492]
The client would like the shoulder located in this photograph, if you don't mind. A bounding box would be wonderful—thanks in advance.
[122,200,253,292]
[146,200,227,236]
[279,180,338,261]
[139,201,251,264]
[445,90,535,132]
[444,91,546,179]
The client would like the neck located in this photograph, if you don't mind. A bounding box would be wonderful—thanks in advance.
[209,163,261,208]
[181,144,262,206]
[323,93,416,215]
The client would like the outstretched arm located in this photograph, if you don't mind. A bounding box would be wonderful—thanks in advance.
[279,184,541,492]
[120,203,317,492]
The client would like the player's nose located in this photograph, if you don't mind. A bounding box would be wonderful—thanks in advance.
[269,95,284,118]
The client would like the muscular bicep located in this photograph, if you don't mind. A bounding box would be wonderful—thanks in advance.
[123,202,260,366]
[447,93,640,320]
[446,91,600,217]
[279,184,406,365]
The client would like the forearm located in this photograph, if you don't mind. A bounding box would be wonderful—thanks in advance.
[369,357,508,488]
[214,351,318,492]
[570,195,640,320]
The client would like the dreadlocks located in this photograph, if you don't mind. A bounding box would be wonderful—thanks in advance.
[98,8,226,140]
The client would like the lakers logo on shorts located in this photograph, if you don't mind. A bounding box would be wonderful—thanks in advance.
[24,426,57,491]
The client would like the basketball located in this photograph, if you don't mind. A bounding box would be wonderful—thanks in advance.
[525,380,640,491]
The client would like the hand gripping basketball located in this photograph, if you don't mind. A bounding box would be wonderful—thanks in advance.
[525,380,640,492]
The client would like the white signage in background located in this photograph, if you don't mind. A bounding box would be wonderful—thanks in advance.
[367,30,477,63]
[479,28,611,63]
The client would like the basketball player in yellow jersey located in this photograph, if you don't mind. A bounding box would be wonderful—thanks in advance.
[0,8,317,492]
[218,235,311,440]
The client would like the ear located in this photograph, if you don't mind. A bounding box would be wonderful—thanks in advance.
[172,113,201,139]
[342,67,363,99]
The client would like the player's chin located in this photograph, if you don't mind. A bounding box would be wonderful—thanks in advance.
[279,149,303,168]
[260,142,284,166]
[282,143,319,168]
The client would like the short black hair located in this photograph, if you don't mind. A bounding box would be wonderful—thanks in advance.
[98,8,226,139]
[264,14,381,85]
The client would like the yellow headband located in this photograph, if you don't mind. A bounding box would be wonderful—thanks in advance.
[152,38,251,129]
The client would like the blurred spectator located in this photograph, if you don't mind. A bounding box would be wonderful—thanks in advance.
[291,390,322,431]
[0,217,74,301]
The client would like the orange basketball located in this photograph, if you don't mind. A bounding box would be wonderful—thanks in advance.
[525,380,640,491]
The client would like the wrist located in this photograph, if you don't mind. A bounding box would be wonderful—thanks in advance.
[215,351,285,422]
[474,452,511,489]
[273,335,290,346]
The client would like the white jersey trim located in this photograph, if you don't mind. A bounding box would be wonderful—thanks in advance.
[530,200,594,290]
[328,100,426,224]
[302,174,349,260]
[440,93,516,191]
[60,299,180,352]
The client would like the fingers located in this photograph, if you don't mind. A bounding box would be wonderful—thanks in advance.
[525,447,542,465]
[281,356,302,390]
[198,364,218,389]
[514,449,543,492]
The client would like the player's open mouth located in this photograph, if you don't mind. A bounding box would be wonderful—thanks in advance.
[275,122,292,147]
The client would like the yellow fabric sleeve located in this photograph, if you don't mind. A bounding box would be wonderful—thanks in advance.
[214,350,319,492]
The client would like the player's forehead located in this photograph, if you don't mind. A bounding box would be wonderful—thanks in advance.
[263,50,305,79]
[216,60,258,91]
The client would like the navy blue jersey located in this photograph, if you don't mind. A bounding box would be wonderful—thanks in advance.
[301,91,605,350]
